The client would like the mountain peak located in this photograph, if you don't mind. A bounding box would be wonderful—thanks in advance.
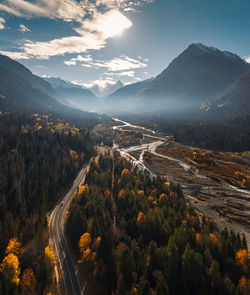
[188,43,243,62]
[116,80,123,87]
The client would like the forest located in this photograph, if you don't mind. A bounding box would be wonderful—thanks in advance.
[0,111,95,294]
[67,152,250,295]
[120,113,250,152]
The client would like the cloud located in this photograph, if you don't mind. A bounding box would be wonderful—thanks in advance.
[0,17,5,29]
[105,70,135,77]
[1,9,132,59]
[18,24,31,32]
[0,50,30,59]
[0,0,155,60]
[74,78,117,90]
[104,56,147,71]
[64,54,93,66]
[65,54,148,72]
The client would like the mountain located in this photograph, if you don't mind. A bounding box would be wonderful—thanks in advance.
[45,77,98,111]
[131,43,249,112]
[0,54,55,96]
[103,78,153,112]
[0,54,104,128]
[201,69,250,120]
[89,80,123,97]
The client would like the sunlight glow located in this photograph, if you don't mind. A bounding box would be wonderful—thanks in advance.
[100,10,133,38]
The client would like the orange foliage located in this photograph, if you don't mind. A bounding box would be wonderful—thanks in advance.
[209,233,219,245]
[137,190,144,197]
[104,188,111,197]
[6,237,21,256]
[21,268,36,294]
[137,211,146,224]
[121,168,129,177]
[159,193,167,200]
[78,184,88,195]
[146,256,151,267]
[0,253,21,285]
[118,189,125,200]
[195,233,203,246]
[151,188,157,194]
[93,237,101,249]
[128,287,138,295]
[169,191,176,197]
[236,249,249,266]
[147,196,154,202]
[44,245,56,266]
[238,276,250,293]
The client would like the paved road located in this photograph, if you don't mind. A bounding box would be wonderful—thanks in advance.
[49,165,89,295]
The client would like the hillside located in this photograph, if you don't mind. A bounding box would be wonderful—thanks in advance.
[45,77,98,112]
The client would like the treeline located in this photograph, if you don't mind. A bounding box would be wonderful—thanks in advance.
[67,152,250,295]
[120,113,250,152]
[0,111,95,294]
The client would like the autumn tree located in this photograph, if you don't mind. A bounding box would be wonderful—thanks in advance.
[78,233,97,279]
[236,249,249,272]
[0,253,21,286]
[21,268,36,295]
[6,237,22,256]
[44,245,56,267]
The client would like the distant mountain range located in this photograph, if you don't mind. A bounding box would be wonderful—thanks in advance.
[45,77,98,111]
[103,78,153,112]
[0,42,249,126]
[0,54,104,128]
[104,43,249,114]
[89,80,123,97]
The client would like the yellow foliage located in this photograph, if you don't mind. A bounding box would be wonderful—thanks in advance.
[78,233,97,263]
[0,253,21,285]
[70,149,78,159]
[6,237,21,256]
[236,249,249,266]
[121,168,129,177]
[37,125,42,130]
[21,268,36,293]
[79,233,92,253]
[44,245,56,266]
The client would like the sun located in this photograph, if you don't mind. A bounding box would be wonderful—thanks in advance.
[101,10,133,38]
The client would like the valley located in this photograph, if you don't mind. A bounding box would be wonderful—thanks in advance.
[96,118,250,248]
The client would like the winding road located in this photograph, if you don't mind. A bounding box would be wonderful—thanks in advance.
[49,165,88,295]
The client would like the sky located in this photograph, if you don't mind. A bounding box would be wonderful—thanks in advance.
[0,0,249,89]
